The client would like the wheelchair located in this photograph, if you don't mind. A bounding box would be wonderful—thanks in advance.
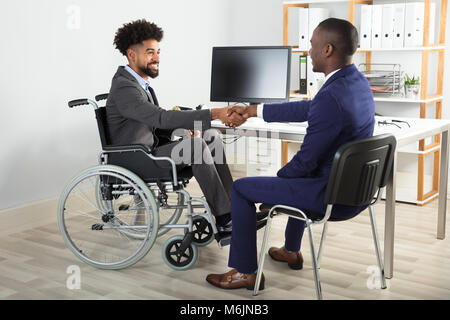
[58,93,258,271]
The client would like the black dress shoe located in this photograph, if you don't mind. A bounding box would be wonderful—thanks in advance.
[217,220,232,233]
[217,212,268,233]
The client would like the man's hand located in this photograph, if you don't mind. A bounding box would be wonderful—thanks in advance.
[227,105,258,120]
[225,110,247,128]
[186,129,201,138]
[211,107,246,128]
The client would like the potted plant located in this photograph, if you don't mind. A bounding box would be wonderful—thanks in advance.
[404,74,420,99]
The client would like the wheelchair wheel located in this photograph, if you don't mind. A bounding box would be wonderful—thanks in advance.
[184,216,214,247]
[162,235,198,271]
[58,165,159,270]
[156,191,184,237]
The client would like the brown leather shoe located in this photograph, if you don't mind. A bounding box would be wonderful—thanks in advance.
[268,246,303,270]
[206,269,265,290]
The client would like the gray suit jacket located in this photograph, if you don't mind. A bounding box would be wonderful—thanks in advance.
[106,66,211,149]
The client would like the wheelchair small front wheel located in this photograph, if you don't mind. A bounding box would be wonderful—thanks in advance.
[184,216,214,247]
[162,235,198,271]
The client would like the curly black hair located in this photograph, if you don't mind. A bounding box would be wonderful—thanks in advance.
[114,19,164,56]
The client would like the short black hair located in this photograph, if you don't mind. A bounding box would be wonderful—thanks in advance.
[114,19,163,56]
[317,18,358,58]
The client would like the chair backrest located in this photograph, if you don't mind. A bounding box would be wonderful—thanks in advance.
[324,133,397,206]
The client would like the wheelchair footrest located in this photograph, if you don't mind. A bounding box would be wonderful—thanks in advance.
[215,218,267,248]
[216,234,231,248]
[91,223,104,230]
[118,204,129,211]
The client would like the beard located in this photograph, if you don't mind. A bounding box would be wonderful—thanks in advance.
[140,62,159,78]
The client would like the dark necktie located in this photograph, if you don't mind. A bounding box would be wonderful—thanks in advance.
[148,86,159,106]
[146,85,160,148]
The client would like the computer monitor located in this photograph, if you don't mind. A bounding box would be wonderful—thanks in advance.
[210,46,291,104]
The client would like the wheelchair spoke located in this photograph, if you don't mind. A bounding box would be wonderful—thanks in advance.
[68,209,102,221]
[59,169,158,269]
[182,253,190,259]
[74,185,102,212]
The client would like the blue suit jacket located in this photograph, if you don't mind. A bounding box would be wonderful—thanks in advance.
[263,64,375,215]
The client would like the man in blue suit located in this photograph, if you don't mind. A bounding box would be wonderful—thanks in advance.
[206,18,375,290]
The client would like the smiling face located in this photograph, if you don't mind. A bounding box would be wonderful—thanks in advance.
[127,39,160,79]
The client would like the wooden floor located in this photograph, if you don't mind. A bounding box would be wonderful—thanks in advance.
[0,178,449,300]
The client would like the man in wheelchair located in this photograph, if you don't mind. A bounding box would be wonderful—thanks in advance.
[107,19,244,232]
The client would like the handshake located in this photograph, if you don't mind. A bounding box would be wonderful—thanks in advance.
[211,105,258,128]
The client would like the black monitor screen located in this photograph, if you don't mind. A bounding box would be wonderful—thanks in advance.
[210,46,291,104]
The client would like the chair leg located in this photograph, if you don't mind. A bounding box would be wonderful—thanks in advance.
[317,222,328,269]
[368,205,387,289]
[253,214,273,296]
[307,220,323,300]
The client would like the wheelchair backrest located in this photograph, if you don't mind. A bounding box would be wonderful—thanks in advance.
[94,94,111,148]
[95,107,111,148]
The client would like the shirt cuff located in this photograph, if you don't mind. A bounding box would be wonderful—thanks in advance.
[257,104,264,119]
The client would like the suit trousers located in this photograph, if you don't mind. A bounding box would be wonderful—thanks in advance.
[227,176,362,274]
[153,129,232,217]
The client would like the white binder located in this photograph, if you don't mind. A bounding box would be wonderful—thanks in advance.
[381,4,394,49]
[404,2,424,47]
[306,57,324,98]
[359,5,372,49]
[392,3,406,48]
[371,4,383,49]
[308,8,329,50]
[404,2,436,47]
[298,7,309,51]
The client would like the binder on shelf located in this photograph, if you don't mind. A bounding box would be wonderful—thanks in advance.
[299,55,307,95]
[371,4,383,49]
[306,57,324,98]
[404,2,424,47]
[392,3,406,48]
[403,2,436,47]
[381,4,394,49]
[298,7,309,51]
[308,8,329,50]
[359,4,372,49]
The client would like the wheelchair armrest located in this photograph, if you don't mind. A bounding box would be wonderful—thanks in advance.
[102,144,182,187]
[103,144,152,153]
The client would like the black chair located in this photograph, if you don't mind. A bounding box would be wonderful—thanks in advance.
[253,133,397,300]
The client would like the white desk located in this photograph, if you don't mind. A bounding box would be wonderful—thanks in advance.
[212,116,450,279]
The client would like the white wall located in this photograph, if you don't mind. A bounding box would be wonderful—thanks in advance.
[0,0,231,209]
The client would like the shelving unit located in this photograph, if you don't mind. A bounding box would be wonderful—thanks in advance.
[281,0,447,205]
[292,45,446,53]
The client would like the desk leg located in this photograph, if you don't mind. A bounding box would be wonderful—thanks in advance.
[384,151,397,279]
[438,129,449,239]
